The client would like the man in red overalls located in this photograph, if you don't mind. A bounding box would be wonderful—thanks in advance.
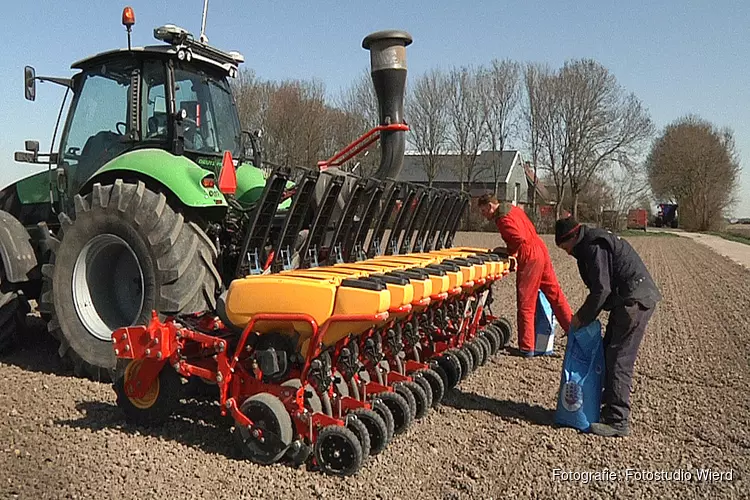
[477,194,573,356]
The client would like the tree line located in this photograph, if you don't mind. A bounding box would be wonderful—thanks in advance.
[231,59,741,231]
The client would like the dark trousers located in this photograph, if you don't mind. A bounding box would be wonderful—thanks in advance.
[601,301,655,424]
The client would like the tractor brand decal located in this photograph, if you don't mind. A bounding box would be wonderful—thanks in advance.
[196,158,221,169]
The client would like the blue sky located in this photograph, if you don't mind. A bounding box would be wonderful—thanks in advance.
[1,0,748,217]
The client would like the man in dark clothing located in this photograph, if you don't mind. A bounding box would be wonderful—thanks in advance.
[554,217,662,437]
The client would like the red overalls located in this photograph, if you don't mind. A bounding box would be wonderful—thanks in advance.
[495,205,573,353]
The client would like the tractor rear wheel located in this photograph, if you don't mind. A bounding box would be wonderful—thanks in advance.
[41,180,221,381]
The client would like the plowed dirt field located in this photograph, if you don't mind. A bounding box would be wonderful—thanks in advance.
[1,233,747,499]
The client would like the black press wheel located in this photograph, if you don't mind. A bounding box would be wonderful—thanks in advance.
[345,414,371,459]
[234,392,294,465]
[314,425,363,477]
[393,382,417,419]
[113,360,182,427]
[416,368,445,407]
[348,408,388,455]
[427,361,450,396]
[369,398,395,443]
[281,378,323,414]
[482,326,501,356]
[399,380,429,420]
[475,336,491,366]
[492,317,513,347]
[412,373,434,409]
[375,391,412,435]
[466,341,484,369]
[433,353,461,389]
[452,348,472,380]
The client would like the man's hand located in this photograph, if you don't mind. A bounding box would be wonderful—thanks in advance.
[491,246,509,258]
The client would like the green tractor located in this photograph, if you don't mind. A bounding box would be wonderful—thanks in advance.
[1,16,266,380]
[0,9,414,381]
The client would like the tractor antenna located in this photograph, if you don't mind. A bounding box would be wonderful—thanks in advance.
[199,0,209,43]
[122,6,136,50]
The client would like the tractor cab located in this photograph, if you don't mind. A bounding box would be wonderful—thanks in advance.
[15,14,248,213]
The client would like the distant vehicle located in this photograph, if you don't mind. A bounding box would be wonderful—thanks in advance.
[654,203,678,228]
[627,209,648,231]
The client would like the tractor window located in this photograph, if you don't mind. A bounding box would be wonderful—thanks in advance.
[173,63,242,157]
[60,60,134,187]
[142,60,168,142]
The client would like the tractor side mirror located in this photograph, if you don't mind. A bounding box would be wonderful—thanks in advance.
[24,66,36,101]
[14,140,40,163]
[242,129,263,168]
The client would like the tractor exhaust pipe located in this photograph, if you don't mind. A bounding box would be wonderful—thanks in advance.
[362,30,412,181]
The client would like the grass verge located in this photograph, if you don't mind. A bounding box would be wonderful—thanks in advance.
[616,229,679,237]
[707,231,750,246]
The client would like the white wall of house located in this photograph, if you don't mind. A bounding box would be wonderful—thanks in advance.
[504,153,529,206]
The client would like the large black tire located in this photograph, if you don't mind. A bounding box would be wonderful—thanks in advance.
[40,180,222,381]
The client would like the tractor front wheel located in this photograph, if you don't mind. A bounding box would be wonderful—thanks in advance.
[41,180,222,381]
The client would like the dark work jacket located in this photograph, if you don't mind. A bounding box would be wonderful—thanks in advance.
[572,226,662,325]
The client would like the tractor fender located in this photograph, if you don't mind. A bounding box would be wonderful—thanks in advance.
[0,210,37,283]
[83,149,228,208]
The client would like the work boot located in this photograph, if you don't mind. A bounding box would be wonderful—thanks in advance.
[589,421,630,437]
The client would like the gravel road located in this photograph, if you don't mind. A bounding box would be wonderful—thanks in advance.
[675,231,750,270]
[1,233,747,499]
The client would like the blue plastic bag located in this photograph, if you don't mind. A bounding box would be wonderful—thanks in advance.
[534,291,557,355]
[554,320,605,432]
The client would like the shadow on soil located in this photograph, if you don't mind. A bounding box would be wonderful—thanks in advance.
[443,388,556,427]
[55,394,244,459]
[0,315,76,377]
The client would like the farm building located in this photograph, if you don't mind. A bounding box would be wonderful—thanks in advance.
[400,150,553,210]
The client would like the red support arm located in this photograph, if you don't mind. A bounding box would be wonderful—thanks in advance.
[317,123,409,170]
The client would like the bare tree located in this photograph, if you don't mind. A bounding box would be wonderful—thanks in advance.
[232,68,263,130]
[559,59,654,219]
[646,115,742,231]
[262,79,330,169]
[232,69,277,167]
[531,65,569,218]
[521,63,545,216]
[406,68,450,186]
[446,66,488,191]
[337,69,380,176]
[479,59,521,195]
[567,174,614,223]
[607,159,652,220]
